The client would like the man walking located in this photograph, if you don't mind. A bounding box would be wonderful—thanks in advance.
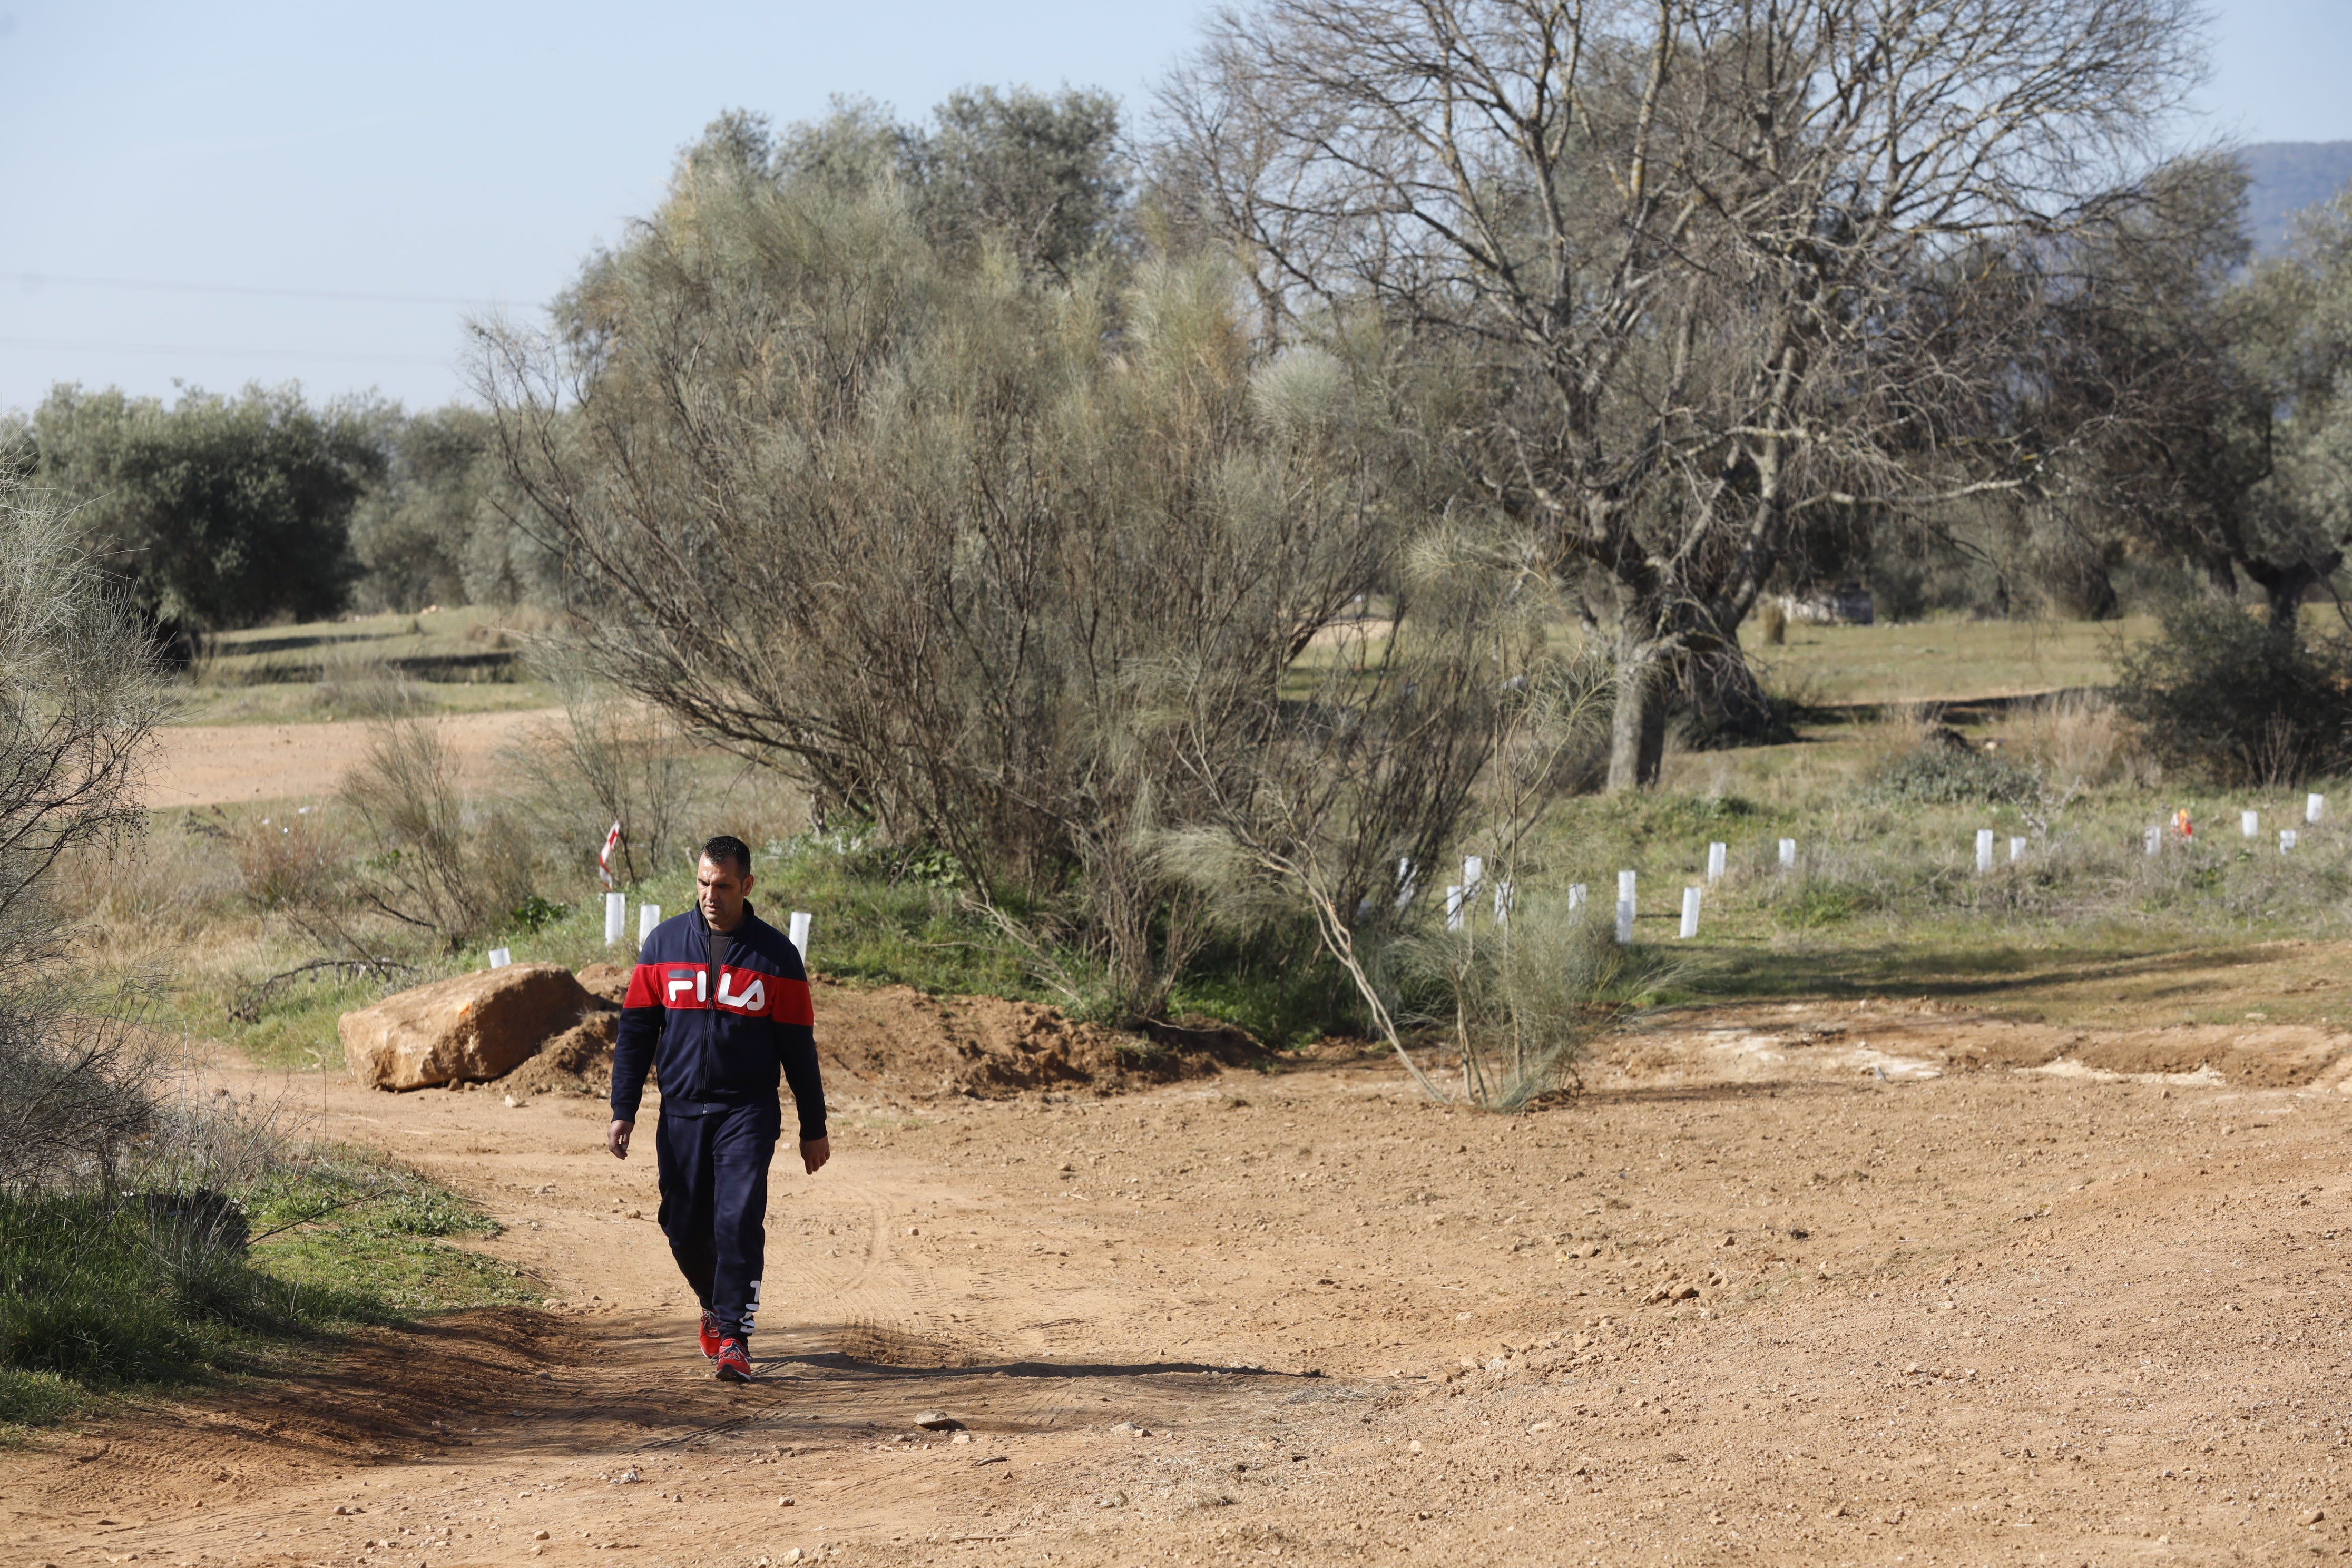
[608,835,829,1383]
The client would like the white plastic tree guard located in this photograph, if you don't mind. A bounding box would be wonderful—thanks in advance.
[788,910,813,962]
[2144,826,2162,856]
[639,903,660,942]
[2243,810,2260,838]
[604,891,626,947]
[2009,836,2026,862]
[1395,858,1417,910]
[2282,830,2300,852]
[1618,869,1638,919]
[1463,855,1484,896]
[487,947,512,969]
[1679,886,1702,939]
[1568,883,1587,912]
[2309,793,2327,824]
[1778,838,1796,868]
[1493,880,1514,922]
[1445,885,1465,931]
[1707,842,1727,882]
[1615,899,1635,945]
[1976,829,1995,872]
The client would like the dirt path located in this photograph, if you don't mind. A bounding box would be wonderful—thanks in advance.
[9,1017,2352,1567]
[142,710,563,810]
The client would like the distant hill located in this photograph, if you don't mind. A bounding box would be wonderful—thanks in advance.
[2238,141,2352,252]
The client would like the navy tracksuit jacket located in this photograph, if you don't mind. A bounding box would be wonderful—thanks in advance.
[610,903,826,1341]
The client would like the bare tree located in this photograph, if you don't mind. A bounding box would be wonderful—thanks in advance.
[1162,0,2204,787]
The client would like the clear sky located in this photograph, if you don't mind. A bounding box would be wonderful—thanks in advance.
[0,0,2343,415]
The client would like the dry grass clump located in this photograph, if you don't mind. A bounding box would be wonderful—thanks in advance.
[2010,690,2147,791]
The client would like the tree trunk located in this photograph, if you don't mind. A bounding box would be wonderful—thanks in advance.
[1606,649,1668,792]
[1681,652,1782,747]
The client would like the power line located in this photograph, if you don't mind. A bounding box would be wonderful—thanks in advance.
[0,336,455,367]
[0,270,506,308]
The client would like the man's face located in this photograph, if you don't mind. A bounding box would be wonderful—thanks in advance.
[697,855,754,930]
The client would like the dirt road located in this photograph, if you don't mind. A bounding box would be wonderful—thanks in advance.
[142,711,562,810]
[9,1013,2352,1567]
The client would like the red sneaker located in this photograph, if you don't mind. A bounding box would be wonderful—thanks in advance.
[715,1337,753,1383]
[698,1310,723,1361]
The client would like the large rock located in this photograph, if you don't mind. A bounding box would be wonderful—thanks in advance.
[340,963,597,1090]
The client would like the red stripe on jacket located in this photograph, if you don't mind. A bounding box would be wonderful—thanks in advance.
[623,962,811,1024]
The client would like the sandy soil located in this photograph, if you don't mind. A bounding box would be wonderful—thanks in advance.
[10,986,2352,1567]
[143,711,563,810]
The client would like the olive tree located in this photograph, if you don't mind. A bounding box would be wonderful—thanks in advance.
[1162,0,2206,787]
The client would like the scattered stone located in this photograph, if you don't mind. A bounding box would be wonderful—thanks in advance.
[503,1094,520,1108]
[1904,1362,1922,1376]
[1097,1490,1128,1508]
[334,1505,360,1515]
[2305,1508,2327,1525]
[1407,1440,1423,1454]
[340,964,599,1090]
[1526,1419,1556,1434]
[778,1497,795,1508]
[914,1410,957,1430]
[533,1531,550,1541]
[614,1467,641,1484]
[949,1432,972,1445]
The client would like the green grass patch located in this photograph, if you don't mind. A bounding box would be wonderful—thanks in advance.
[0,1149,528,1429]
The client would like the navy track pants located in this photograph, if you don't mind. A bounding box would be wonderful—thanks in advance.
[653,1100,779,1340]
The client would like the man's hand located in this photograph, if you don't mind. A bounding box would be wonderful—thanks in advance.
[800,1135,831,1175]
[608,1119,634,1160]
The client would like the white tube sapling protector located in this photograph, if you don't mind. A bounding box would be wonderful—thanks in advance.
[788,910,813,963]
[2144,826,2162,856]
[1976,829,1995,872]
[1778,838,1796,868]
[1707,842,1727,883]
[639,903,660,942]
[2310,793,2327,824]
[1445,885,1465,932]
[1679,886,1702,939]
[1618,869,1637,918]
[1615,899,1634,945]
[2243,810,2260,838]
[2009,836,2026,863]
[487,947,512,969]
[1568,883,1586,912]
[604,891,626,947]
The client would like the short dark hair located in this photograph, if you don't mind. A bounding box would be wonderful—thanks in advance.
[700,835,753,876]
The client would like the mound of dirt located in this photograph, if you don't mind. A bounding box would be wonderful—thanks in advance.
[494,972,1263,1102]
[500,1010,620,1099]
[812,980,1261,1099]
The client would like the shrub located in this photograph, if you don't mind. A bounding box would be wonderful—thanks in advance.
[1389,893,1673,1112]
[1864,741,2038,805]
[2113,598,2352,783]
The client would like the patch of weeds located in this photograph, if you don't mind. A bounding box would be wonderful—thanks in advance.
[1775,880,1877,930]
[0,1150,523,1426]
[1864,744,2035,806]
[506,893,572,935]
